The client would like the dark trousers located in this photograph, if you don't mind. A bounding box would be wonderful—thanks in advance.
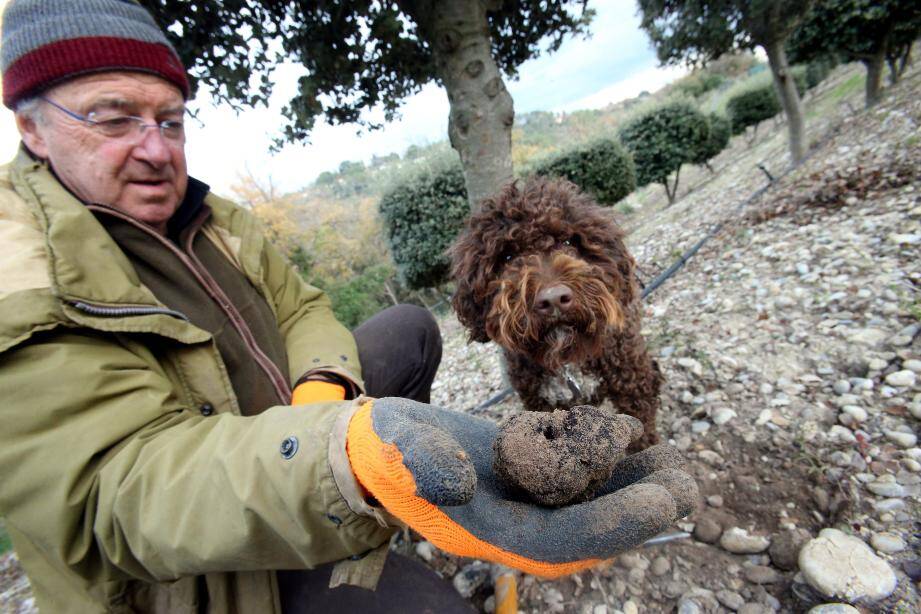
[279,305,473,613]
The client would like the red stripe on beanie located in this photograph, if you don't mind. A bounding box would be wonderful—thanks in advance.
[3,36,190,108]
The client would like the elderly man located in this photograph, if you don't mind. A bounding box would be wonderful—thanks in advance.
[0,1,697,613]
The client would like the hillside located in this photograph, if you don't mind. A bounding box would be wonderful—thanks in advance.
[424,61,921,612]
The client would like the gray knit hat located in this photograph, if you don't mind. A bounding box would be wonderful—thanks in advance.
[1,0,190,108]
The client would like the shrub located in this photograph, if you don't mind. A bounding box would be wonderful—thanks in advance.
[804,56,836,89]
[691,113,732,170]
[379,161,470,289]
[619,101,710,204]
[675,71,726,98]
[316,263,396,329]
[726,85,781,134]
[533,138,637,205]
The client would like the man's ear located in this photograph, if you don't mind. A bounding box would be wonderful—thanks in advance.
[15,112,49,159]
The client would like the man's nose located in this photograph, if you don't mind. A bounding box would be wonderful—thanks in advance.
[133,126,173,165]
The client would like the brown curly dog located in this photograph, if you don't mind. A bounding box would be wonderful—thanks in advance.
[450,176,661,450]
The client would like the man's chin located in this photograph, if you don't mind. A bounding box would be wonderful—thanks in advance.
[116,198,181,232]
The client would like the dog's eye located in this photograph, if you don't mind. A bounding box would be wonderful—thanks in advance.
[562,239,571,246]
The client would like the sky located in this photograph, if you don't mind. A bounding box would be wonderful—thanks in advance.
[0,1,686,195]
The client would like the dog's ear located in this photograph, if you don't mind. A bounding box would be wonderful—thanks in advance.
[449,226,492,342]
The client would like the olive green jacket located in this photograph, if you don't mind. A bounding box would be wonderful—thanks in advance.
[0,150,393,613]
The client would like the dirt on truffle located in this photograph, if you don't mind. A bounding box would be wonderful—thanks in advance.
[492,405,642,506]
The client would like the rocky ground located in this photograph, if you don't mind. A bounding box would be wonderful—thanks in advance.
[2,64,918,613]
[423,64,921,613]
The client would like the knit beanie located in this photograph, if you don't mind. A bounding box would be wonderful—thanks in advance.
[1,0,190,109]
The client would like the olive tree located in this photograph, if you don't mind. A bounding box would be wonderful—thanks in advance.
[619,102,710,205]
[140,0,592,208]
[638,0,814,164]
[788,0,921,107]
[692,113,731,172]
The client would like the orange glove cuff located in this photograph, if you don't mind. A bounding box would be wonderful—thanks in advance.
[291,380,346,405]
[346,400,601,578]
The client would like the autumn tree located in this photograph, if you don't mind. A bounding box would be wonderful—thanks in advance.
[140,0,592,208]
[788,0,921,107]
[638,0,814,164]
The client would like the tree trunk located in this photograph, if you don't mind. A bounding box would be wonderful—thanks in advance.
[402,0,514,209]
[763,39,805,164]
[863,50,885,108]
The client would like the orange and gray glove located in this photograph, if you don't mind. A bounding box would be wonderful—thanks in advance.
[291,379,346,405]
[346,397,697,578]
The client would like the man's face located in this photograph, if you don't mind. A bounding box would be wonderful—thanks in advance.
[17,72,188,233]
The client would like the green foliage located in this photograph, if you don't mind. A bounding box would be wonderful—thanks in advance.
[619,101,710,195]
[313,263,396,329]
[803,57,837,89]
[726,85,781,133]
[637,1,814,65]
[788,0,921,66]
[141,0,592,147]
[692,113,732,166]
[379,162,470,289]
[533,139,637,206]
[675,71,726,98]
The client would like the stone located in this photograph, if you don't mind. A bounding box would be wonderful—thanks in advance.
[706,494,724,508]
[712,408,737,425]
[828,426,856,444]
[769,528,811,571]
[832,380,851,395]
[622,600,639,614]
[807,606,859,614]
[885,370,917,387]
[744,564,780,584]
[677,588,718,614]
[414,540,435,562]
[651,556,671,576]
[903,359,921,373]
[883,430,917,448]
[452,561,490,598]
[737,604,771,614]
[677,357,703,376]
[698,450,724,466]
[691,420,711,434]
[847,328,888,346]
[870,532,906,553]
[798,528,897,602]
[720,527,771,554]
[840,405,867,423]
[693,516,723,544]
[716,589,745,611]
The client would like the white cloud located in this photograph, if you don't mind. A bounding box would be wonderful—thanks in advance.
[558,64,689,112]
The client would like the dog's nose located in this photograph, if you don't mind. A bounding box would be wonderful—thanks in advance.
[535,284,574,316]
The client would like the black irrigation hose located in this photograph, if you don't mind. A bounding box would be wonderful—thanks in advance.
[469,111,852,413]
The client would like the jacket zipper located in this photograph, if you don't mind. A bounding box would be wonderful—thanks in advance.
[70,300,190,321]
[87,204,293,405]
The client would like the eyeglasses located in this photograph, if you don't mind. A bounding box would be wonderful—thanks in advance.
[39,97,186,143]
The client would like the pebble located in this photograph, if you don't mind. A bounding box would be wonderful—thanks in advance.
[706,494,724,507]
[870,532,906,553]
[712,407,737,425]
[622,600,638,614]
[691,420,711,434]
[715,589,745,611]
[903,359,921,373]
[883,429,917,448]
[452,561,490,598]
[807,606,859,614]
[677,588,719,614]
[769,528,811,571]
[755,409,773,426]
[885,370,917,387]
[744,565,780,584]
[866,480,905,497]
[677,357,703,376]
[828,426,856,444]
[839,405,867,423]
[832,380,851,395]
[720,527,771,554]
[414,541,435,562]
[698,450,724,465]
[651,556,671,576]
[799,528,897,602]
[693,517,722,544]
[737,604,771,614]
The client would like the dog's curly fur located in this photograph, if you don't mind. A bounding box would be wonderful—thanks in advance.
[450,177,661,450]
